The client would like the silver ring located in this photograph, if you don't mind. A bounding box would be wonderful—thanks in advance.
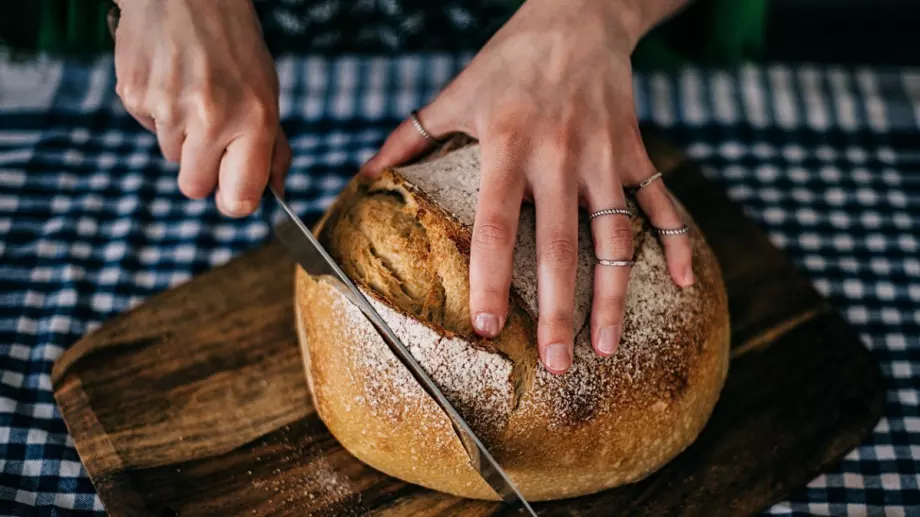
[410,110,438,143]
[633,172,663,191]
[596,258,636,267]
[589,208,633,220]
[655,225,689,236]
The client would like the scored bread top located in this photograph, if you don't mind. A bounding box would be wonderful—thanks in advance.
[314,140,728,467]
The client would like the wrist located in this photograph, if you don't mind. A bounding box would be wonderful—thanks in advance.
[610,0,690,50]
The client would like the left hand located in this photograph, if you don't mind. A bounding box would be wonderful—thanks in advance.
[361,0,694,375]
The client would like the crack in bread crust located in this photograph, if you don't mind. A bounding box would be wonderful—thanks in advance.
[317,174,530,442]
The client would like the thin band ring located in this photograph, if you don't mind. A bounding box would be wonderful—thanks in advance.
[596,258,636,267]
[410,110,438,143]
[655,225,689,236]
[589,208,633,220]
[632,172,663,191]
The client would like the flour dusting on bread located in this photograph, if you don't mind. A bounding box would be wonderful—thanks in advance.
[325,281,515,443]
[295,138,731,501]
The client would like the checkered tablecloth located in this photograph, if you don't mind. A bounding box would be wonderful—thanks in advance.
[0,54,917,516]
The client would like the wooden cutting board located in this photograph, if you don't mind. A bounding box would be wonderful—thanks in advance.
[51,130,884,517]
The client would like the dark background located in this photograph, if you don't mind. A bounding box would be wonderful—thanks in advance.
[763,0,920,65]
[1,0,919,66]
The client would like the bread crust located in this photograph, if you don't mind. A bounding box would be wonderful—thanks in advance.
[294,141,730,501]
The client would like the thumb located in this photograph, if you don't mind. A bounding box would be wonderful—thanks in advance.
[360,106,452,179]
[270,127,292,194]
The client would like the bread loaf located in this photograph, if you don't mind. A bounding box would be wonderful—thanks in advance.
[294,139,730,501]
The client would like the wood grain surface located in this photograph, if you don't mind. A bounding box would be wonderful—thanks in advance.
[52,130,885,516]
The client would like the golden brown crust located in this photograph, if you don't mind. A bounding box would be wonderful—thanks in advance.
[294,140,730,501]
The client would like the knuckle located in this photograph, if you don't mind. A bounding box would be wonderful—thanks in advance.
[485,128,528,159]
[244,97,277,129]
[593,134,616,161]
[547,125,574,151]
[488,98,535,128]
[598,217,635,258]
[540,312,574,334]
[473,285,509,300]
[150,99,180,127]
[540,237,578,269]
[471,286,510,311]
[537,129,578,172]
[116,82,144,111]
[473,221,513,251]
[595,295,626,315]
[610,226,634,256]
[188,88,224,133]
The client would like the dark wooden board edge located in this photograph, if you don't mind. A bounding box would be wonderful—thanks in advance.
[51,242,303,517]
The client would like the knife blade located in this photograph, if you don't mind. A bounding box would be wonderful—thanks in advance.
[264,186,536,515]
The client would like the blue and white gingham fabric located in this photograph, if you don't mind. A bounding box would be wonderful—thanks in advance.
[1,55,918,516]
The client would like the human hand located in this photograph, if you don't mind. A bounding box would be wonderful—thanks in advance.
[361,0,693,374]
[112,0,291,217]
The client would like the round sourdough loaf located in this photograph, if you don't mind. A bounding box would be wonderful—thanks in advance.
[294,139,730,502]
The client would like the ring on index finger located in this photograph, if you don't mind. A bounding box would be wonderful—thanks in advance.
[409,110,439,144]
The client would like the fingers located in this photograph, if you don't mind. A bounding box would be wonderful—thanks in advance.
[177,132,222,200]
[632,174,694,287]
[533,163,579,375]
[216,131,275,217]
[154,121,184,163]
[469,139,526,339]
[583,176,633,357]
[116,83,156,133]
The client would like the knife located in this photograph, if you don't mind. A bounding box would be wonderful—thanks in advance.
[265,186,536,515]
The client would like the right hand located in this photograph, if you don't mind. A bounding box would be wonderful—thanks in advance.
[113,0,291,217]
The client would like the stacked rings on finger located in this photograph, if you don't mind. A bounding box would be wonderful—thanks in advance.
[589,207,633,220]
[409,110,439,143]
[590,207,635,266]
[629,171,690,237]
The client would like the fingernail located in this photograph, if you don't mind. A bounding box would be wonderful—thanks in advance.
[224,197,258,216]
[545,343,571,373]
[598,325,620,355]
[683,265,695,286]
[474,313,500,338]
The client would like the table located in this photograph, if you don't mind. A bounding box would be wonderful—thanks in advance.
[1,55,917,516]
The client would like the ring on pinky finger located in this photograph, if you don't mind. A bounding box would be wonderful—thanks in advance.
[654,225,689,237]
